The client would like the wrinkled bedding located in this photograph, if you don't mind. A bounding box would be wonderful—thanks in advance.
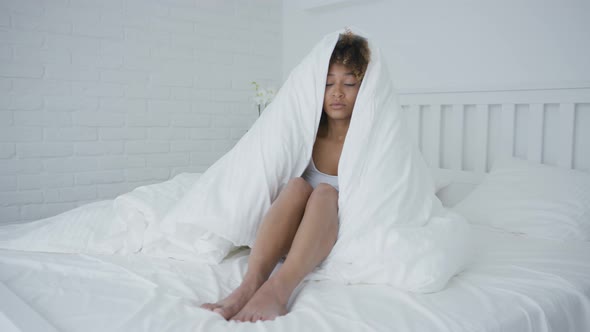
[1,226,589,332]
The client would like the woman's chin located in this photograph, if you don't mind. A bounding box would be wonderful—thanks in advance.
[325,114,352,121]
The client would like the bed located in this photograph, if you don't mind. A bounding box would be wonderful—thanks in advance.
[1,88,589,332]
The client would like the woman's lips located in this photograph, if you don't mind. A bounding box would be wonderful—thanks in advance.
[330,103,345,109]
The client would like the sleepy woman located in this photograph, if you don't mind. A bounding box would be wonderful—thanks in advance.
[201,32,370,323]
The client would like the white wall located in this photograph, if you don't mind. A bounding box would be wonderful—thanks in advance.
[0,0,281,223]
[283,0,590,92]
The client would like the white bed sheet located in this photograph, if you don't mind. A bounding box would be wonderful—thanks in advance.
[0,226,589,332]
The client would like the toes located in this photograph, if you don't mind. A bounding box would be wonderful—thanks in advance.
[230,311,278,323]
[233,311,254,323]
[264,314,278,321]
[213,307,232,320]
[200,303,218,311]
[230,311,244,322]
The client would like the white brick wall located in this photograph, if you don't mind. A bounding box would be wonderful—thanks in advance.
[0,0,282,223]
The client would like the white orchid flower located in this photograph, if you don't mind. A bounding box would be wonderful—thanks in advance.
[251,82,276,116]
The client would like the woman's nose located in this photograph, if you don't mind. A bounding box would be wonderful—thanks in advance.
[332,87,343,97]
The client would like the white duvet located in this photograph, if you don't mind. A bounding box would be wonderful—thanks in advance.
[1,227,590,332]
[0,28,472,293]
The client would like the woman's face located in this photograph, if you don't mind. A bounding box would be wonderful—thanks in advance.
[323,63,360,122]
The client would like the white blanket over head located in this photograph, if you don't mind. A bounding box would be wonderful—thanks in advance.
[159,29,473,293]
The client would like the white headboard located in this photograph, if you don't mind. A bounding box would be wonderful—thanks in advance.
[398,87,590,185]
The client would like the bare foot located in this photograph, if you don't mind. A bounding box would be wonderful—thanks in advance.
[200,279,261,320]
[230,278,288,322]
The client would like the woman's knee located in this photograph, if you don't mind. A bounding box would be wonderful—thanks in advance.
[283,177,313,197]
[308,183,338,205]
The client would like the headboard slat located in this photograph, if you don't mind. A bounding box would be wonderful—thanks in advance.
[500,103,516,160]
[450,104,464,170]
[427,104,442,168]
[558,103,575,169]
[527,103,544,163]
[474,105,489,172]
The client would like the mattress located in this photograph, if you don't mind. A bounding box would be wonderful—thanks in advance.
[0,226,589,332]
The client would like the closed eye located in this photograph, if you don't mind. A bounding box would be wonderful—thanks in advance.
[326,83,356,87]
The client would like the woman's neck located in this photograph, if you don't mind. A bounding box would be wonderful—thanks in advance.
[320,119,350,143]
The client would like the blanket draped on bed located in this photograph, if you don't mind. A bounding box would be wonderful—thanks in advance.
[155,28,473,292]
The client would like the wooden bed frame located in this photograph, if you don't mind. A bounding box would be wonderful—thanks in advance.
[398,87,590,186]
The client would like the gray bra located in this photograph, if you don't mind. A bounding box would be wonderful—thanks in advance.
[301,158,339,191]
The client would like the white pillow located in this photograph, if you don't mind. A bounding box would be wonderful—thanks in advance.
[452,157,590,241]
[433,174,451,193]
[436,182,477,207]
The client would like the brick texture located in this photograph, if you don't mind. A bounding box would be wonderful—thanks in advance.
[0,0,281,223]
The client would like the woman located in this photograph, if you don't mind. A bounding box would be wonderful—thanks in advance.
[201,32,371,323]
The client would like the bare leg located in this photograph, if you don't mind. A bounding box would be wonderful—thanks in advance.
[231,183,339,322]
[200,177,313,319]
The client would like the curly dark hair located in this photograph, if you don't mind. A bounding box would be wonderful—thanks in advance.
[329,31,371,81]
